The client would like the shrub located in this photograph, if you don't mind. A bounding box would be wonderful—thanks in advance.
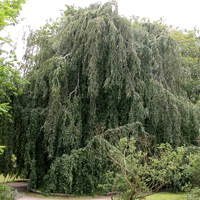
[187,187,200,200]
[0,184,21,200]
[98,136,191,200]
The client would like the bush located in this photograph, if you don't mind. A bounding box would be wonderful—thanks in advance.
[0,184,21,200]
[184,147,200,187]
[187,187,200,200]
[97,136,195,200]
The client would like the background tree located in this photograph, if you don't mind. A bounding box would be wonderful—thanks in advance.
[0,0,26,117]
[0,0,26,178]
[0,0,26,30]
[0,1,199,195]
[170,28,200,103]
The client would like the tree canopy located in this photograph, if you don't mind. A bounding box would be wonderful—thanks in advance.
[170,28,200,103]
[0,1,199,196]
[0,0,26,118]
[0,0,27,158]
[0,0,26,30]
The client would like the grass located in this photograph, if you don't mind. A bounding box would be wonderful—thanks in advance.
[146,191,187,200]
[0,174,26,183]
[0,174,14,183]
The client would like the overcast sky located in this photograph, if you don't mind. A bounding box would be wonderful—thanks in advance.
[4,0,200,60]
[19,0,200,29]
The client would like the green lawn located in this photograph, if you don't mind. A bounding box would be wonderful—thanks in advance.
[107,192,187,200]
[146,192,187,200]
[0,174,12,183]
[0,174,25,183]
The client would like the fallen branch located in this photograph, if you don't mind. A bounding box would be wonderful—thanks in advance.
[29,189,76,197]
[105,192,120,196]
[29,189,41,194]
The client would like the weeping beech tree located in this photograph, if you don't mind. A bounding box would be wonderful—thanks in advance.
[0,1,199,195]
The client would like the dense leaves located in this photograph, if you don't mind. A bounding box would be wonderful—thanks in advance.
[0,184,21,200]
[0,4,28,194]
[0,1,199,196]
[0,1,27,172]
[98,136,200,200]
[170,28,200,103]
[0,0,26,30]
[0,0,27,118]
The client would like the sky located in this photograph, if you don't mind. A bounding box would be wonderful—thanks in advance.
[4,0,200,60]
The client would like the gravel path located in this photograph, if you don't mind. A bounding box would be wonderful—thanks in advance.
[7,182,111,200]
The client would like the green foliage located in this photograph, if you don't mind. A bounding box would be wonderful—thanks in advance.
[41,143,107,195]
[0,1,27,165]
[0,146,5,155]
[187,187,200,200]
[170,28,200,103]
[0,0,26,30]
[0,1,27,175]
[98,136,189,200]
[98,137,200,200]
[0,61,26,119]
[0,0,27,104]
[61,5,77,17]
[0,184,21,200]
[184,147,200,187]
[0,0,27,121]
[1,1,199,196]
